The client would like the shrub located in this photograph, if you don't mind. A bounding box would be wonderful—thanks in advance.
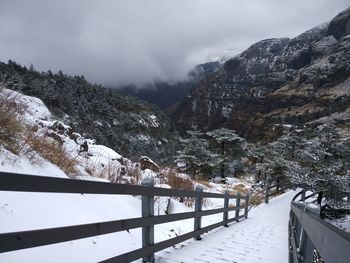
[232,184,248,194]
[194,179,212,189]
[164,169,195,206]
[249,194,264,206]
[0,89,25,153]
[25,129,79,176]
[125,165,141,185]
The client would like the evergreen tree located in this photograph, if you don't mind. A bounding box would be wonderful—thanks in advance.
[206,128,245,178]
[175,130,221,178]
[256,123,350,211]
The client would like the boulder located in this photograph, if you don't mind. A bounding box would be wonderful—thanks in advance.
[139,156,160,172]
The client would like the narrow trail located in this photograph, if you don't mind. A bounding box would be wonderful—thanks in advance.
[154,190,297,263]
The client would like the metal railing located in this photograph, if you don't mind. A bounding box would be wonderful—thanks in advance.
[0,172,250,263]
[248,176,291,211]
[264,176,291,204]
[288,190,350,263]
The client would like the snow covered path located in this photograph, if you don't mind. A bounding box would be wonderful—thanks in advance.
[154,190,297,263]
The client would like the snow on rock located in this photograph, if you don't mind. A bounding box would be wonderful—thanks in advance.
[139,155,159,172]
[88,145,122,162]
[1,89,51,125]
[140,168,158,181]
[148,114,160,128]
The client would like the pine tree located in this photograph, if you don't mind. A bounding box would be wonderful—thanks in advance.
[257,123,350,211]
[206,128,245,178]
[175,130,221,178]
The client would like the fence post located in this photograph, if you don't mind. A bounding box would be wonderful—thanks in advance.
[142,178,155,263]
[223,190,229,227]
[301,189,306,202]
[235,192,241,221]
[194,185,203,240]
[265,177,270,204]
[244,191,250,219]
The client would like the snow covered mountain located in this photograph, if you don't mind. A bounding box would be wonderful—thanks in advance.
[175,7,350,141]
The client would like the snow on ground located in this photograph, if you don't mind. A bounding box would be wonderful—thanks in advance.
[0,147,67,178]
[154,190,297,263]
[0,173,240,262]
[326,214,350,233]
[0,153,294,263]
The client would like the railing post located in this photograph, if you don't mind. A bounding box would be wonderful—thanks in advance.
[265,177,270,204]
[223,190,229,227]
[301,189,306,202]
[194,185,203,240]
[141,178,155,263]
[244,191,250,219]
[235,192,241,221]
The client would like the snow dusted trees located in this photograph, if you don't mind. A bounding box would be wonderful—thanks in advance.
[175,130,221,178]
[206,128,245,178]
[287,124,350,210]
[175,128,246,179]
[254,123,350,211]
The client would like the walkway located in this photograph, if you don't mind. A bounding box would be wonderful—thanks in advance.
[155,190,297,263]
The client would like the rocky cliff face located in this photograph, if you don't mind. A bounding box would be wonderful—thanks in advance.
[175,7,350,141]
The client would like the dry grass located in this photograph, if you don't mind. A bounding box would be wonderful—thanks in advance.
[194,179,212,189]
[232,184,248,194]
[125,165,141,185]
[249,194,264,206]
[25,129,79,176]
[0,89,26,153]
[163,168,195,206]
[0,89,80,176]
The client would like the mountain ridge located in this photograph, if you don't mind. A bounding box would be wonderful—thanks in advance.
[174,7,350,140]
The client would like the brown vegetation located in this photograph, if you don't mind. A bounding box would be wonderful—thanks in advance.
[163,168,195,206]
[0,88,79,176]
[0,89,26,154]
[232,184,248,194]
[25,129,78,176]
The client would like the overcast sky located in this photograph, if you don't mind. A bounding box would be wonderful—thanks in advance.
[0,0,349,86]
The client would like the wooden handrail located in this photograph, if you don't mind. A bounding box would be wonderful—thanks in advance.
[0,171,249,262]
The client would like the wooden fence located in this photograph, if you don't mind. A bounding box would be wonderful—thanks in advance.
[0,172,250,263]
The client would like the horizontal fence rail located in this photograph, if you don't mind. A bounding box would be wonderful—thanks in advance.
[289,191,350,263]
[0,172,234,198]
[0,172,250,263]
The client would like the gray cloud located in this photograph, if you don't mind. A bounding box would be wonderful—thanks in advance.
[0,0,349,86]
